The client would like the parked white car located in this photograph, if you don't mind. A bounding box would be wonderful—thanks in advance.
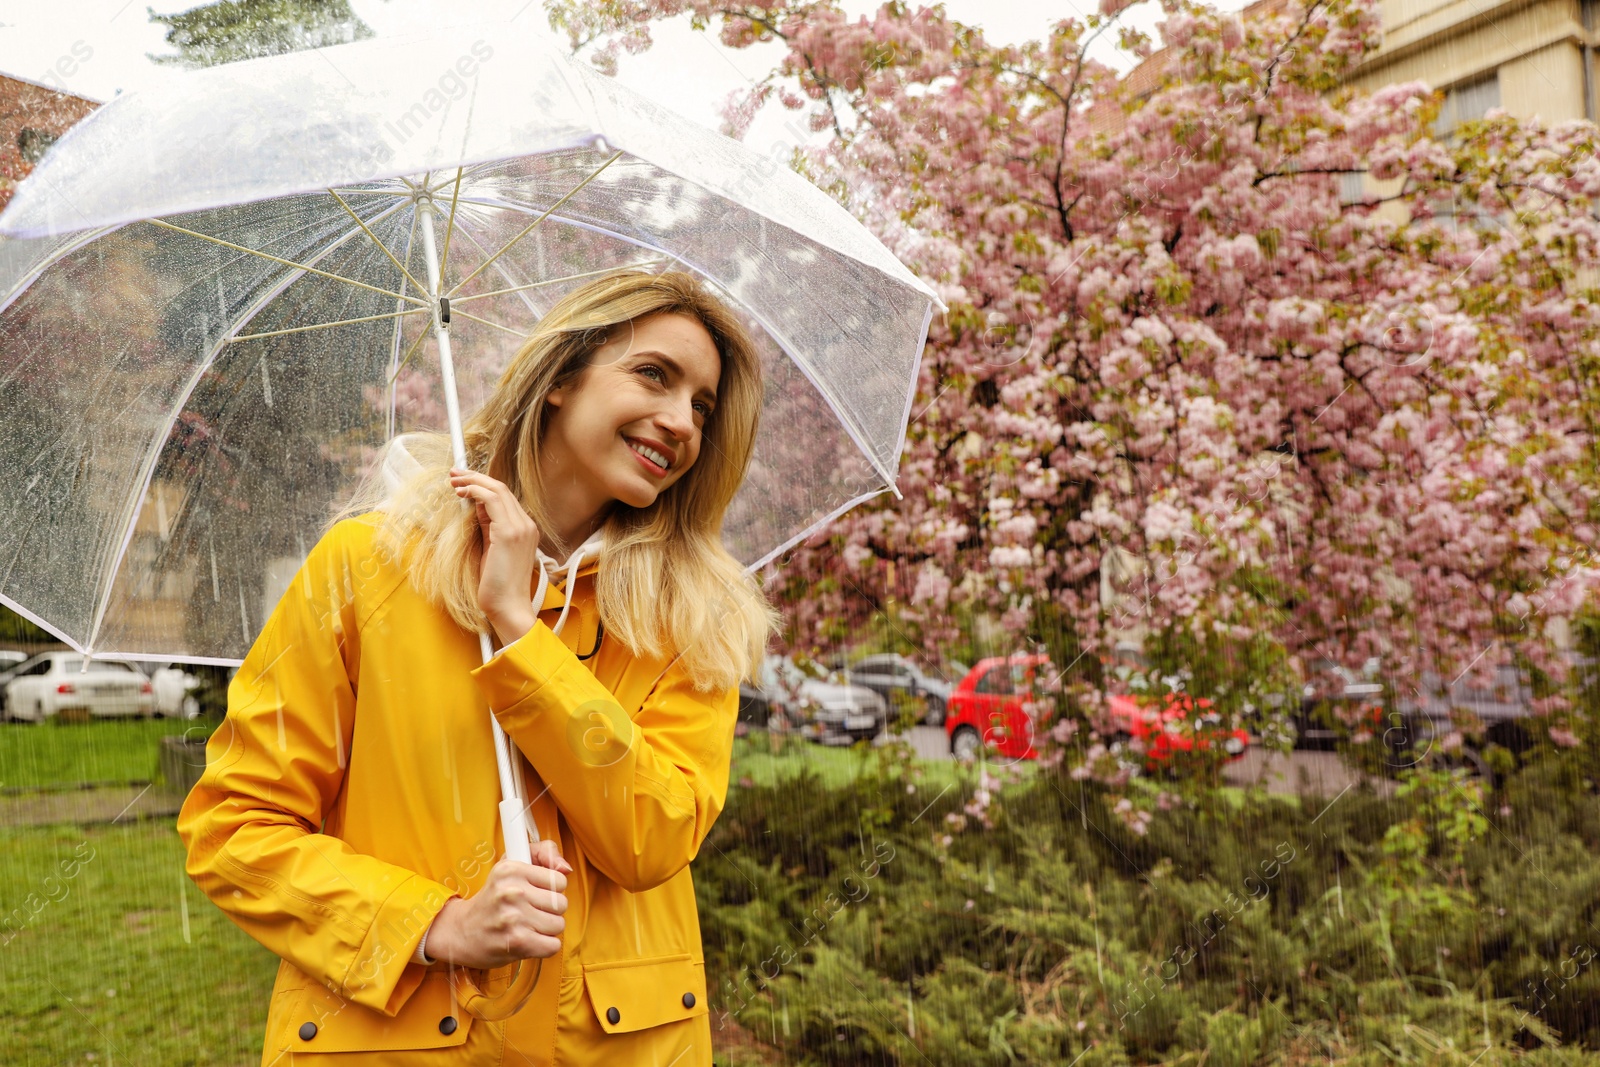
[3,652,155,722]
[151,665,202,718]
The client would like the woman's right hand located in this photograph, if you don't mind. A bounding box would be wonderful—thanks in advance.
[423,840,571,968]
[449,467,540,647]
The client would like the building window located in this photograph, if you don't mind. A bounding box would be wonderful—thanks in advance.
[17,128,59,164]
[1432,73,1500,139]
[1337,171,1366,204]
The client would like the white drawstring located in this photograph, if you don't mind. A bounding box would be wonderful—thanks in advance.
[549,545,587,637]
[530,542,590,638]
[531,565,551,629]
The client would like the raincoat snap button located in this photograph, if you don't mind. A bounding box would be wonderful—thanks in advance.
[298,1022,317,1041]
[682,992,696,1009]
[439,1016,458,1035]
[606,1006,621,1025]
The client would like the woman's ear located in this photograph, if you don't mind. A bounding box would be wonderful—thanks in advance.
[546,386,564,408]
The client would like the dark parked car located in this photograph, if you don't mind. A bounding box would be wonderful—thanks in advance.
[738,656,888,744]
[1294,658,1386,751]
[1387,663,1567,783]
[1295,655,1586,784]
[736,679,772,735]
[846,653,955,725]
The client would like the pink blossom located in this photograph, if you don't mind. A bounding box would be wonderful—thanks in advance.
[1549,726,1581,748]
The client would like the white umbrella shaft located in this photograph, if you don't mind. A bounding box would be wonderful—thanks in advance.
[418,198,534,866]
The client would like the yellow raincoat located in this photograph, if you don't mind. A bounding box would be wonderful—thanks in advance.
[176,511,737,1065]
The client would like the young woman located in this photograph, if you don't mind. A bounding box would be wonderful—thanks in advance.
[177,270,777,1065]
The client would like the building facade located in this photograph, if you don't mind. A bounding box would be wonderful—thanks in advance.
[1346,0,1598,130]
[0,71,99,213]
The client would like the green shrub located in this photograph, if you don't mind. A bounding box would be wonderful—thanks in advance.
[700,746,1600,1065]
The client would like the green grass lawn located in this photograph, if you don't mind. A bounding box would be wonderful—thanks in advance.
[0,820,279,1067]
[0,719,992,794]
[730,730,1022,792]
[0,718,209,792]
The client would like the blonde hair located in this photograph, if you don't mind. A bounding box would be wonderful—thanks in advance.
[337,269,777,692]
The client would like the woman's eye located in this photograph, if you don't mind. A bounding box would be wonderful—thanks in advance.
[693,401,712,418]
[640,365,665,383]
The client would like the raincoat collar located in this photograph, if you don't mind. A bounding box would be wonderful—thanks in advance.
[532,527,605,630]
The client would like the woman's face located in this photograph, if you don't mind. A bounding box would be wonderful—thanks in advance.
[541,311,722,513]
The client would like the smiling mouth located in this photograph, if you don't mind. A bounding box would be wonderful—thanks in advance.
[626,438,672,475]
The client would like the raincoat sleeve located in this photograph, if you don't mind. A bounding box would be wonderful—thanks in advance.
[471,622,737,893]
[176,520,455,1016]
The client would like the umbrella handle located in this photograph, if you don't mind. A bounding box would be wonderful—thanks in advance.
[446,795,545,1019]
[450,957,543,1021]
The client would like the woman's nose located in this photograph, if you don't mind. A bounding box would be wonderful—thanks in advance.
[656,396,696,439]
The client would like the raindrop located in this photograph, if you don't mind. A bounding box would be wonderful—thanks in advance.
[179,867,191,944]
[261,357,273,408]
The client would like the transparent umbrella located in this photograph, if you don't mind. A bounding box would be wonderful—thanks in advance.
[0,21,940,1014]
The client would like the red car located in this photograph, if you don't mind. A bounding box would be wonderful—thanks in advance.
[945,654,1251,766]
[1106,693,1250,767]
[945,655,1052,762]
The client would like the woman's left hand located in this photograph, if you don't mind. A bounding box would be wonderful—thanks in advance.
[450,468,538,645]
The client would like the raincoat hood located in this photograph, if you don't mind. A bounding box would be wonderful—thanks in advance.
[380,432,607,632]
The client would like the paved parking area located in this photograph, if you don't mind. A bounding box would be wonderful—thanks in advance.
[1220,746,1394,797]
[891,725,954,761]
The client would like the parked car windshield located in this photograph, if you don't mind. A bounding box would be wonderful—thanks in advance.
[762,656,811,691]
[975,666,1014,695]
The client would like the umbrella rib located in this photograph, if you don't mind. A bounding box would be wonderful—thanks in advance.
[449,261,669,306]
[387,319,432,384]
[450,308,526,338]
[446,149,624,299]
[445,221,552,320]
[145,218,427,307]
[228,307,429,343]
[325,187,430,297]
[437,167,465,286]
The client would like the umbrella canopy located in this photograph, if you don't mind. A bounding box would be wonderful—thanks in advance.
[0,23,942,665]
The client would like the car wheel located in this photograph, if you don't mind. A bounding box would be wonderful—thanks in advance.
[924,698,946,727]
[951,726,982,763]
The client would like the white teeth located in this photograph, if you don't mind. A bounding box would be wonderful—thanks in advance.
[628,440,670,470]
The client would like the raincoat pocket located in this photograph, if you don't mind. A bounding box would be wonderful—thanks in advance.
[583,953,709,1034]
[267,970,473,1054]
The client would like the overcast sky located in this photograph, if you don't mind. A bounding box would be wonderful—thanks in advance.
[0,0,1239,154]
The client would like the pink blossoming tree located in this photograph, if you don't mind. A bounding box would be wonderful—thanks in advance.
[548,0,1600,740]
